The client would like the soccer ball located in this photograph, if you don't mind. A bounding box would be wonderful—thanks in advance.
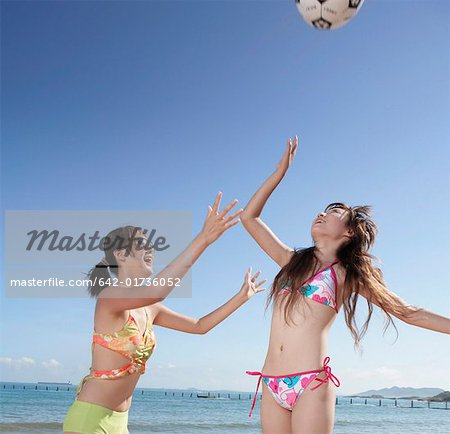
[295,0,365,30]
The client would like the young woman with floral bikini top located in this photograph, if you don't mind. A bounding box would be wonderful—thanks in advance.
[63,193,267,434]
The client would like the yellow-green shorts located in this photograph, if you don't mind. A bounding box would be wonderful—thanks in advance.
[63,399,129,433]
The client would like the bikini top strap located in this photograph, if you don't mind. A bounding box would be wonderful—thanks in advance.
[315,259,340,275]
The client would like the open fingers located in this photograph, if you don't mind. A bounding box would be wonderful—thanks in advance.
[250,270,261,281]
[224,216,242,230]
[223,208,244,223]
[254,278,267,288]
[286,138,292,155]
[206,205,213,218]
[292,135,298,154]
[212,191,222,214]
[218,198,239,219]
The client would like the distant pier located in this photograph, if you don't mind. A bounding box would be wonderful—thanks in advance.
[1,383,448,410]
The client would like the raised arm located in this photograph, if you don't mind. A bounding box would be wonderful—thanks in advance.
[359,286,450,334]
[240,136,298,268]
[99,192,243,311]
[153,268,266,334]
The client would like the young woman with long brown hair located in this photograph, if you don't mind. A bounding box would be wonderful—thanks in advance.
[63,192,267,434]
[240,136,450,434]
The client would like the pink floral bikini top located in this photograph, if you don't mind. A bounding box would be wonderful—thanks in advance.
[75,309,156,397]
[279,260,340,313]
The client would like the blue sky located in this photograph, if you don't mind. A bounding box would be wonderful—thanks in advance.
[1,0,449,395]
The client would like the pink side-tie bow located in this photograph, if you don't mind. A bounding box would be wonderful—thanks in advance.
[310,357,341,390]
[245,371,263,417]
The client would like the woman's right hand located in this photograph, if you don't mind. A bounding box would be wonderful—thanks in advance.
[275,135,298,176]
[200,192,243,246]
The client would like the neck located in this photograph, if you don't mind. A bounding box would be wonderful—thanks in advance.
[313,239,340,265]
[117,268,137,283]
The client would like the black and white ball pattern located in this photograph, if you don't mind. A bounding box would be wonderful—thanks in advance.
[295,0,365,30]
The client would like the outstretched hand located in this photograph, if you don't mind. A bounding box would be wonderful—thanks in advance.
[200,192,243,246]
[275,135,298,175]
[238,267,267,300]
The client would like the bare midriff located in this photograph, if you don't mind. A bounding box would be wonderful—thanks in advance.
[75,346,142,412]
[262,296,339,376]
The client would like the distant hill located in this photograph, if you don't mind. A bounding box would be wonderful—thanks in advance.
[355,387,444,398]
[427,391,450,402]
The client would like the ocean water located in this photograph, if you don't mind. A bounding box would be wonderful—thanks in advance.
[0,383,448,433]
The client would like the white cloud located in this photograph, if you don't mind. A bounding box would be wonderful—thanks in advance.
[41,358,62,369]
[167,363,176,369]
[0,357,63,371]
[0,357,36,368]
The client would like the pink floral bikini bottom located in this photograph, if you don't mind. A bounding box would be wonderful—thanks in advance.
[246,356,340,417]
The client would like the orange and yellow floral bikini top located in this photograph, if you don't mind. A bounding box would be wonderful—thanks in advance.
[76,309,156,397]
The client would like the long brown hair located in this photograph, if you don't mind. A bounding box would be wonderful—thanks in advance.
[267,202,418,350]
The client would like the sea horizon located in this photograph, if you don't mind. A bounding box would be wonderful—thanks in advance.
[1,381,447,398]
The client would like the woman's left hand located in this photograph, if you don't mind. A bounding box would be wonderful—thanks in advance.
[238,267,267,300]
